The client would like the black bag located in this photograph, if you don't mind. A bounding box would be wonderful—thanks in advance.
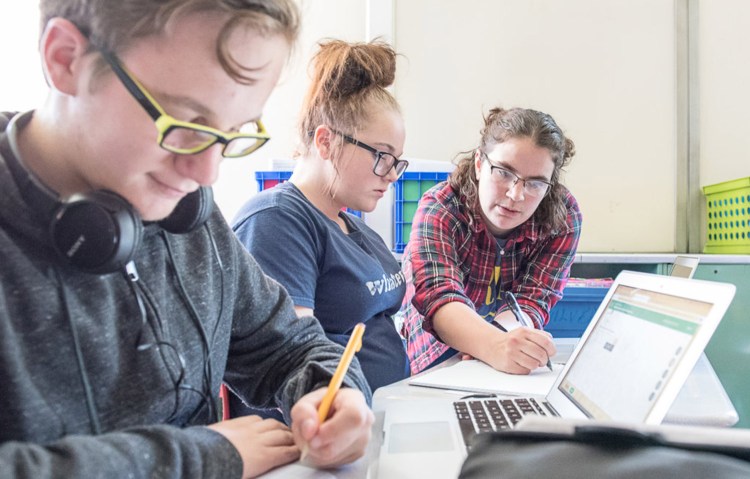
[459,425,750,479]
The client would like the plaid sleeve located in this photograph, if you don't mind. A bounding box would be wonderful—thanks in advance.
[407,186,475,335]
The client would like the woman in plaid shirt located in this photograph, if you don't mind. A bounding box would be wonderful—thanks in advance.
[400,107,582,375]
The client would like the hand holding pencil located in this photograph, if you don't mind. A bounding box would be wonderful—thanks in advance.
[290,323,374,468]
[502,291,554,371]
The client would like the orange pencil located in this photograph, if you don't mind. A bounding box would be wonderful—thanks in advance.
[317,323,366,423]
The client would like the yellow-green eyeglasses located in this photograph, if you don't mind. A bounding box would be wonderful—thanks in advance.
[101,50,270,158]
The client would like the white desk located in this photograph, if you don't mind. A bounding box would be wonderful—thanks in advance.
[374,340,738,428]
[262,339,738,478]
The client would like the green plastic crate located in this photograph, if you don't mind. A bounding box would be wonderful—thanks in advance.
[703,177,750,254]
[393,172,450,252]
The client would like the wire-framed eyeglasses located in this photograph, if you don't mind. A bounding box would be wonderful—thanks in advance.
[334,131,409,178]
[482,153,552,198]
[100,50,270,158]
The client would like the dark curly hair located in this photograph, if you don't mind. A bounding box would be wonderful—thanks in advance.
[450,107,575,234]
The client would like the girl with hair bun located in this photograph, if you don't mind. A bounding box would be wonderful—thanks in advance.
[401,107,582,376]
[232,39,410,413]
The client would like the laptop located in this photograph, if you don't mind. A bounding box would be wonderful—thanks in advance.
[374,270,735,479]
[670,255,700,279]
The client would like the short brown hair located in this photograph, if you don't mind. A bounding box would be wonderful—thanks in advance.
[450,107,575,234]
[40,0,300,84]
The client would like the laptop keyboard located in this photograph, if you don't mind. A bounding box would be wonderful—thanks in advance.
[453,397,555,448]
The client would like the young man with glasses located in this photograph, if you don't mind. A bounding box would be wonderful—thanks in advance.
[0,2,374,478]
[231,39,410,410]
[400,107,582,376]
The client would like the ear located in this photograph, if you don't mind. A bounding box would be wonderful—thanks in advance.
[39,18,91,95]
[313,125,335,160]
[474,149,483,179]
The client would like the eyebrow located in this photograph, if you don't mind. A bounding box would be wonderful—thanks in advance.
[372,141,400,156]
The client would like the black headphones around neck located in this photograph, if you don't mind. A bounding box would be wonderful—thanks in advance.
[2,112,214,274]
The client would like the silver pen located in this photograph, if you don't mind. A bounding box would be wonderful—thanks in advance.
[502,290,553,371]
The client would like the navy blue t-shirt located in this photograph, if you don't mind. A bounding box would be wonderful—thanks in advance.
[232,182,409,391]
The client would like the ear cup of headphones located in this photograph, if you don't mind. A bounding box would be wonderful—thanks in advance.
[50,190,143,274]
[4,113,144,275]
[158,186,214,234]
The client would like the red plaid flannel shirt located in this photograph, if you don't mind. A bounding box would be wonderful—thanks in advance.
[400,181,582,374]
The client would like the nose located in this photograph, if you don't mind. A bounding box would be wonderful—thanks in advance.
[174,145,223,186]
[505,179,525,201]
[383,165,400,183]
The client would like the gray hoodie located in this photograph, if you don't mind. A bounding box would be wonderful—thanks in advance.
[0,111,371,479]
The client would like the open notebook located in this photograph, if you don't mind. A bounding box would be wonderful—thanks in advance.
[409,255,703,397]
[375,271,735,479]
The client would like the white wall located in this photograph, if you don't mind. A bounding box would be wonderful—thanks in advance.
[1,1,747,253]
[394,0,678,252]
[0,6,47,111]
[699,0,750,186]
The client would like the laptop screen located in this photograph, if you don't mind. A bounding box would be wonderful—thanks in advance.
[557,284,714,422]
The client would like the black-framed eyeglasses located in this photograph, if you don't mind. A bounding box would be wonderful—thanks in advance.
[481,152,553,198]
[100,50,270,158]
[334,130,409,178]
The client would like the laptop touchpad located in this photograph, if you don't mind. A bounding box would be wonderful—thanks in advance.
[388,421,455,453]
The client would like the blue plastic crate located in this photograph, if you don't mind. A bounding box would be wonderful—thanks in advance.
[546,287,610,337]
[255,170,292,192]
[393,171,450,253]
[254,171,362,218]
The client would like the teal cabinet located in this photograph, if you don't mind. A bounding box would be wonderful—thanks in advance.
[569,254,750,428]
[696,264,750,428]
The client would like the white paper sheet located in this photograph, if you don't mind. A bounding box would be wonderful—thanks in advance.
[409,360,564,396]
